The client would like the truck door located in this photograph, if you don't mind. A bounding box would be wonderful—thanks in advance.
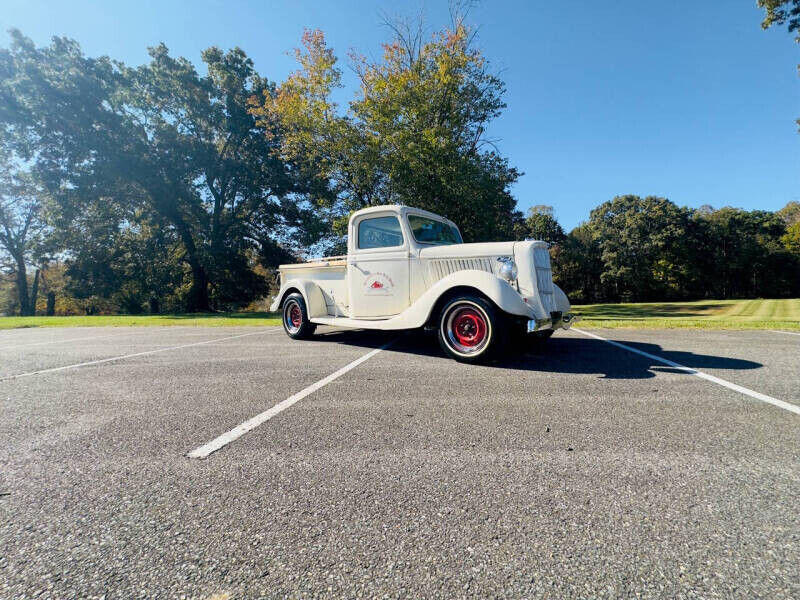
[348,212,410,318]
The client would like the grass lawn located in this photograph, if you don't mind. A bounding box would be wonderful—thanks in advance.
[1,299,798,330]
[574,298,800,330]
[0,312,282,330]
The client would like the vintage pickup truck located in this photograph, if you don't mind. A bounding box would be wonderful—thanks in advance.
[270,205,578,362]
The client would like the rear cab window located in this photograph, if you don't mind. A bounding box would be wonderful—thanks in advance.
[357,216,405,249]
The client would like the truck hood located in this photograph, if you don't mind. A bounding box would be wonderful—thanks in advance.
[418,241,516,259]
[419,240,556,314]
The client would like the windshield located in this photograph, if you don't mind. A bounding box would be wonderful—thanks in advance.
[408,215,463,245]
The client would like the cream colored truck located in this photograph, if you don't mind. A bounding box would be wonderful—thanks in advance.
[270,205,579,363]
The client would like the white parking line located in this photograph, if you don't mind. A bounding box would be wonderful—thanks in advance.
[187,340,395,459]
[1,333,129,350]
[771,330,800,337]
[573,328,800,416]
[0,329,279,381]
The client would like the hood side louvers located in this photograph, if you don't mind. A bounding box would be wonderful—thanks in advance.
[427,257,495,282]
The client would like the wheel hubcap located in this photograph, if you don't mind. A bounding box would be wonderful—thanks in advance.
[452,309,485,346]
[445,304,490,355]
[284,301,302,333]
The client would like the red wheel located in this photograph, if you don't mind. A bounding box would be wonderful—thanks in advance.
[449,307,488,349]
[282,293,316,339]
[288,304,302,329]
[438,296,501,362]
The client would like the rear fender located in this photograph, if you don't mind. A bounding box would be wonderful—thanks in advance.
[269,279,327,318]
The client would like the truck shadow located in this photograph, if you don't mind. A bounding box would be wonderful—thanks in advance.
[311,328,762,380]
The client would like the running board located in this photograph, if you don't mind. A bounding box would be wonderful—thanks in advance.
[311,316,394,329]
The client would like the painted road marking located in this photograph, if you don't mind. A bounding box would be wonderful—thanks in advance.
[771,330,800,337]
[0,333,132,350]
[0,329,279,381]
[573,328,800,416]
[187,340,395,459]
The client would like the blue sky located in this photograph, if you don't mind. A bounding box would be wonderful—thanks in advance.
[2,0,798,230]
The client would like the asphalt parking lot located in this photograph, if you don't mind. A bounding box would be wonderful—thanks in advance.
[1,325,798,599]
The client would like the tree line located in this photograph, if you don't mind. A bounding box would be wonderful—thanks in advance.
[1,7,798,315]
[519,199,800,304]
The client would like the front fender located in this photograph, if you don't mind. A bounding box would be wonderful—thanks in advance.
[399,270,538,328]
[269,279,327,318]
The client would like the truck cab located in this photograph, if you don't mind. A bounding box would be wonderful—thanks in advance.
[270,205,578,362]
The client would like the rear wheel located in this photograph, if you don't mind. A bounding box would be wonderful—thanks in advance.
[282,293,316,339]
[437,295,502,363]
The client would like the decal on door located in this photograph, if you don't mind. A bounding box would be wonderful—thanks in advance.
[363,272,395,296]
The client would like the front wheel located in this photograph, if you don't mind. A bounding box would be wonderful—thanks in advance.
[437,296,503,363]
[282,293,316,339]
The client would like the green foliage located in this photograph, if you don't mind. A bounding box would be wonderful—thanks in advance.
[0,151,48,315]
[551,223,604,305]
[58,209,185,314]
[32,262,88,315]
[757,1,800,129]
[515,206,566,244]
[777,201,800,225]
[1,31,317,312]
[698,207,798,298]
[758,0,800,41]
[120,42,317,309]
[781,221,800,254]
[252,17,521,244]
[547,198,800,304]
[585,195,692,302]
[0,275,17,315]
[1,24,798,315]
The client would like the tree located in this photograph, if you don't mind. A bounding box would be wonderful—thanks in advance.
[252,12,521,244]
[759,0,800,40]
[30,262,80,316]
[517,205,566,244]
[777,201,800,225]
[781,221,800,253]
[0,157,47,316]
[51,197,185,314]
[551,223,604,304]
[587,195,691,302]
[1,31,319,311]
[121,44,323,309]
[686,206,798,298]
[548,200,800,304]
[758,0,800,130]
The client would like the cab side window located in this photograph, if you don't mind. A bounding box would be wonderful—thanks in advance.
[357,216,404,249]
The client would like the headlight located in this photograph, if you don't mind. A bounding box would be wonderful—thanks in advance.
[496,256,518,281]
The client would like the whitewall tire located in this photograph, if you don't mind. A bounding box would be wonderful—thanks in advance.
[282,293,316,340]
[437,295,502,363]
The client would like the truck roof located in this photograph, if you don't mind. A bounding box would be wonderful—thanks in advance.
[351,204,456,226]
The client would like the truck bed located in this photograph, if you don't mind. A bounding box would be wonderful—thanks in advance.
[278,256,347,270]
[277,256,348,316]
